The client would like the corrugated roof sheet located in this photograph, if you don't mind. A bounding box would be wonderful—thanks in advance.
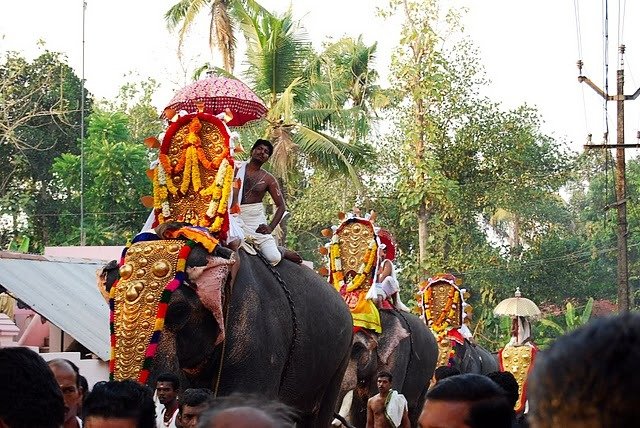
[0,251,110,360]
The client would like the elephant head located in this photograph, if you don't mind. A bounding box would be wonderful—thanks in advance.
[98,231,235,386]
[335,312,410,427]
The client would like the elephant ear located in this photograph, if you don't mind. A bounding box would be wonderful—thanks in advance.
[186,255,235,346]
[376,315,410,365]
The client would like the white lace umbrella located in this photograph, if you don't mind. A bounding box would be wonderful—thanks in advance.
[493,288,541,319]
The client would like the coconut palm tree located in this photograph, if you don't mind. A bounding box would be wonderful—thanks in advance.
[167,2,380,184]
[164,0,270,72]
[236,6,378,183]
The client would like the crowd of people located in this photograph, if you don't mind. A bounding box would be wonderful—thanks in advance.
[2,294,639,428]
[0,347,297,428]
[365,311,640,428]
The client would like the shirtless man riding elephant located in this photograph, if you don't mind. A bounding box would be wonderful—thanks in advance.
[234,139,301,265]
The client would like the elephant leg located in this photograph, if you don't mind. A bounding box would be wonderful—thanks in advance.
[312,351,351,428]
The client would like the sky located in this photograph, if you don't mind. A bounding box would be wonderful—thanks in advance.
[2,0,640,155]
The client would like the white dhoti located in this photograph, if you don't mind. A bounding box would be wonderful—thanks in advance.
[385,390,408,428]
[376,276,400,299]
[237,202,281,265]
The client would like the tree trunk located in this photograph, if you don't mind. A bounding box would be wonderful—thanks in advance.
[418,201,429,265]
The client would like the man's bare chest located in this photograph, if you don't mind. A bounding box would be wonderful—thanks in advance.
[243,171,268,199]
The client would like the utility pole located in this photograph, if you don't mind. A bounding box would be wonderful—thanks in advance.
[579,45,640,312]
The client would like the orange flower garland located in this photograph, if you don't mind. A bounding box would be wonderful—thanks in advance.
[158,116,230,196]
[424,285,461,334]
[203,159,234,232]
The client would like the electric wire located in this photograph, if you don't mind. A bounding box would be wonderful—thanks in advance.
[458,241,640,277]
[602,0,611,224]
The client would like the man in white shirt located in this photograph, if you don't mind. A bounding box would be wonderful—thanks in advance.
[156,373,180,428]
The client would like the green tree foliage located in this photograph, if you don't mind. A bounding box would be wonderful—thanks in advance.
[369,1,580,349]
[49,79,162,246]
[536,298,594,348]
[0,49,92,250]
[51,110,151,245]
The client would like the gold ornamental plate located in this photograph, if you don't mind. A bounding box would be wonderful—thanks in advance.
[112,240,182,381]
[336,219,375,279]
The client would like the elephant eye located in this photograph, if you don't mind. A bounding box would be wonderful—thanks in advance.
[165,301,189,329]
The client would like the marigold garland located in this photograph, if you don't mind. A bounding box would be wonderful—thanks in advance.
[202,159,233,232]
[157,116,229,197]
[330,236,377,293]
[424,284,462,334]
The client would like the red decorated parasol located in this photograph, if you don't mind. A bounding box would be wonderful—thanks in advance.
[377,228,397,261]
[163,75,268,127]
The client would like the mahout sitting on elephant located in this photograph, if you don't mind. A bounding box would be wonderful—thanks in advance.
[494,288,542,413]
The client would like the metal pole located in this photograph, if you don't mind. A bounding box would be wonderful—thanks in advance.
[615,66,630,311]
[80,0,86,246]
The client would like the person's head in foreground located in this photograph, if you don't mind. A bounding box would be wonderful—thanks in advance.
[196,393,297,428]
[82,380,155,428]
[0,347,65,428]
[432,365,461,385]
[48,358,83,426]
[418,373,512,428]
[179,388,214,428]
[528,312,640,428]
[486,371,519,411]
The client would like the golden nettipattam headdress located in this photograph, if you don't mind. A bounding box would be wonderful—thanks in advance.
[421,273,464,333]
[150,111,234,238]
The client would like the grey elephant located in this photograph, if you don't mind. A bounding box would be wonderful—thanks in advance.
[102,236,353,427]
[333,309,438,428]
[450,339,499,374]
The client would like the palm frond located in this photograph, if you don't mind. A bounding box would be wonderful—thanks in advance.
[204,66,240,79]
[267,77,303,123]
[241,9,312,99]
[293,126,373,185]
[295,107,340,129]
[211,0,236,72]
[164,0,193,31]
[164,0,210,57]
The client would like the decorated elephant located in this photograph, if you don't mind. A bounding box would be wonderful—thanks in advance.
[333,309,438,427]
[101,233,353,427]
[97,82,354,426]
